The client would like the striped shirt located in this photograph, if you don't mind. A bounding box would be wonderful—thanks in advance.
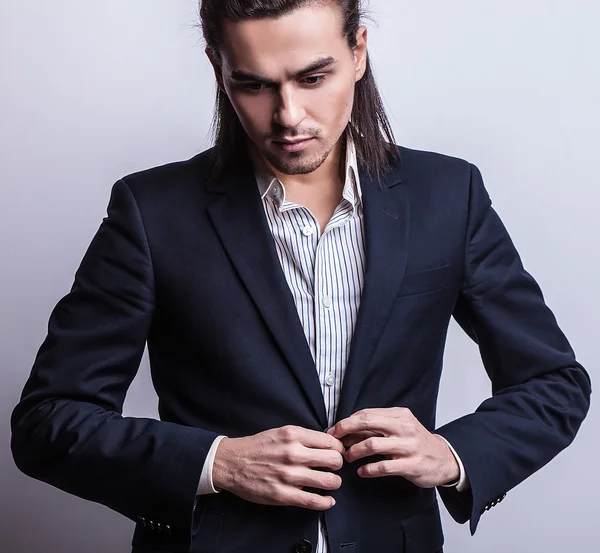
[254,134,364,553]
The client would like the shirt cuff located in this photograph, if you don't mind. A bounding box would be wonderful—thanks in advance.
[197,435,228,495]
[434,434,470,493]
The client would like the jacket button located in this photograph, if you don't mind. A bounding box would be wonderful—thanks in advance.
[295,539,312,553]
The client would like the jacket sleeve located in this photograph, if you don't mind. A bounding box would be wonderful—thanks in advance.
[10,179,220,549]
[435,164,591,535]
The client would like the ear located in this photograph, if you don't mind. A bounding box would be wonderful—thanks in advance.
[205,47,225,91]
[353,26,368,82]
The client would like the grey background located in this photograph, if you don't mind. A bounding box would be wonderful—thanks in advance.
[1,1,598,551]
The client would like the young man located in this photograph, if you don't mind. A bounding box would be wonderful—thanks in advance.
[11,1,591,552]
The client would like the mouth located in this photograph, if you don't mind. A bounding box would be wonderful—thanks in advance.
[272,137,314,152]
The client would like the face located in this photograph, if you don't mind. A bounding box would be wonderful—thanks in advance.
[208,3,367,176]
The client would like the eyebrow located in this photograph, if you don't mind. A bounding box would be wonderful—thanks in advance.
[229,56,336,85]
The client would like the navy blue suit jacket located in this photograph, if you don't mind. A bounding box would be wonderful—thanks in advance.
[11,145,591,553]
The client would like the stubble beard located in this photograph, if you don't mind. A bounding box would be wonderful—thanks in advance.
[263,141,335,176]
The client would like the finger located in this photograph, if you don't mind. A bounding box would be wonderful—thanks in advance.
[282,443,343,470]
[303,449,344,471]
[280,426,345,454]
[285,488,336,511]
[344,437,405,463]
[284,467,343,491]
[327,408,412,438]
[329,413,401,439]
[357,459,401,479]
[349,407,413,418]
[340,430,380,449]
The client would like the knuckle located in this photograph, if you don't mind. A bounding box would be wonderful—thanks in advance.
[407,437,419,452]
[366,438,378,453]
[379,462,392,475]
[329,437,342,450]
[401,422,416,437]
[280,425,297,441]
[305,495,320,509]
[288,467,303,484]
[278,466,294,483]
[332,454,344,470]
[283,444,303,464]
[331,474,343,489]
[322,473,337,488]
[281,448,295,464]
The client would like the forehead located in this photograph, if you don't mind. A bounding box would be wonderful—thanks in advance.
[219,4,348,74]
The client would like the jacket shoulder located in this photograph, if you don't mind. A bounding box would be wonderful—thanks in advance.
[396,145,473,183]
[117,148,215,201]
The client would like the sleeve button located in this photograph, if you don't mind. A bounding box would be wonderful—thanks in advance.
[295,539,312,553]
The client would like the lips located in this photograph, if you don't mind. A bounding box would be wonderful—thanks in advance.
[272,137,314,152]
[273,138,313,144]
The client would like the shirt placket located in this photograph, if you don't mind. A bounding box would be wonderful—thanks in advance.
[273,194,356,553]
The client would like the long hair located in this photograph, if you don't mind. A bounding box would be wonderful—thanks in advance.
[199,0,399,185]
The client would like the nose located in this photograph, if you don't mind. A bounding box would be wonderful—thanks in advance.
[273,85,306,129]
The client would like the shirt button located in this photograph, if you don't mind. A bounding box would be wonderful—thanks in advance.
[322,296,332,308]
[302,226,313,236]
[326,375,335,386]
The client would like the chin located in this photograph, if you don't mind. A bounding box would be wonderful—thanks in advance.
[266,145,333,176]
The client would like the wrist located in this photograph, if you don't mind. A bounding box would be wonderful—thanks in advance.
[212,437,234,492]
[433,434,460,486]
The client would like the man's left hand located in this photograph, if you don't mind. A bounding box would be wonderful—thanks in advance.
[327,407,460,489]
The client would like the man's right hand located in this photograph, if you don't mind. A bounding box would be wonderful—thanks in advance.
[212,425,345,510]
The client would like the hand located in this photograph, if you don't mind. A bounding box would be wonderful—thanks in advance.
[327,407,460,488]
[212,425,345,510]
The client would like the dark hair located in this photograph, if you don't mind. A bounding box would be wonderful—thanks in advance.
[199,0,399,185]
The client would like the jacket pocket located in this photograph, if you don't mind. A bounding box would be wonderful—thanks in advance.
[397,265,451,297]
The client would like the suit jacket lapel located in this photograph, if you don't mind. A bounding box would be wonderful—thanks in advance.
[206,152,328,428]
[335,160,410,422]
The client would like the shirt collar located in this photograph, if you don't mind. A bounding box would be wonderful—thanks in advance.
[251,132,362,212]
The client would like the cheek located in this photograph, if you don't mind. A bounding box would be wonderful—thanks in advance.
[309,79,355,126]
[228,93,272,134]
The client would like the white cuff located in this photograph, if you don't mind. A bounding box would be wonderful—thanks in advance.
[435,434,470,493]
[197,435,228,495]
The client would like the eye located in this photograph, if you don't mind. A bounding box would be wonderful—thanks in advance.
[242,83,266,92]
[302,75,326,86]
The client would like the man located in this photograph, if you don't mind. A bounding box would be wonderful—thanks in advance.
[10,1,591,552]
